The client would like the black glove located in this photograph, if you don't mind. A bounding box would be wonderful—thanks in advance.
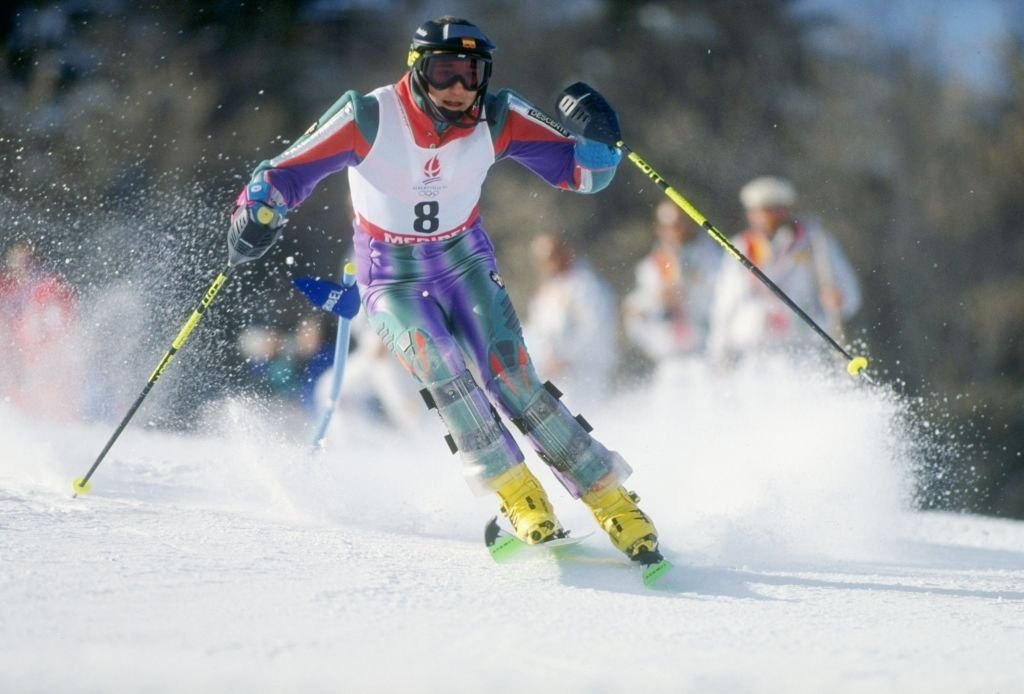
[227,176,288,266]
[555,81,622,146]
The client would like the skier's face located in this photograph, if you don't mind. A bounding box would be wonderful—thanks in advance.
[426,79,477,114]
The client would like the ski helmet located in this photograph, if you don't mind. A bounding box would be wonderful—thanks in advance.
[407,17,496,127]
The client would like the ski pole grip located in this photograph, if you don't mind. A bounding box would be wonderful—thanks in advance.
[342,262,356,288]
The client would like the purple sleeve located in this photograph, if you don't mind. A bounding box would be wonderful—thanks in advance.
[259,153,361,208]
[490,90,613,193]
[250,90,375,208]
[500,140,578,190]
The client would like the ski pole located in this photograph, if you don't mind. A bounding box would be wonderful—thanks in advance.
[71,267,234,496]
[616,140,872,383]
[301,262,357,451]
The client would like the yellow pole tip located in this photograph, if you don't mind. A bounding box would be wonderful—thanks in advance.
[71,478,92,495]
[343,262,356,275]
[847,356,869,376]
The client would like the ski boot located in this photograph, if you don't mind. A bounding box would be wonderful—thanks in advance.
[582,485,662,564]
[493,463,564,544]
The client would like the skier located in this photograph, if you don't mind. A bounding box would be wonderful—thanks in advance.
[227,17,662,565]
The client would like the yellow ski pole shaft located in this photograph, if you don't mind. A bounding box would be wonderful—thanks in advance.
[616,140,872,383]
[72,267,234,496]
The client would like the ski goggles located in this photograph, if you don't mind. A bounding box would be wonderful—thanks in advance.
[417,53,492,92]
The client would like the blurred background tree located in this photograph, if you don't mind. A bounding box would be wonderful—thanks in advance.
[2,0,1021,516]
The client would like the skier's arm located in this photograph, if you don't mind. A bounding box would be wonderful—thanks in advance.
[251,90,379,208]
[227,91,378,264]
[489,89,619,194]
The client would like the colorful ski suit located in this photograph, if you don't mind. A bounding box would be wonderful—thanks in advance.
[248,73,630,496]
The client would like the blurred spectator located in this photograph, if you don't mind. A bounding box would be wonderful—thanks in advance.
[0,241,80,416]
[238,315,336,412]
[623,199,720,365]
[524,233,618,407]
[707,176,861,363]
[238,324,293,399]
[293,314,334,410]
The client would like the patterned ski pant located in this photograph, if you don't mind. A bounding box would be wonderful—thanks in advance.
[355,225,630,497]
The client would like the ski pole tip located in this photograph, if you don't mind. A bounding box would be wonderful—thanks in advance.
[71,478,92,496]
[847,355,869,377]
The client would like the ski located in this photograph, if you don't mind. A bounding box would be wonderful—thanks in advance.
[484,516,592,561]
[483,517,674,588]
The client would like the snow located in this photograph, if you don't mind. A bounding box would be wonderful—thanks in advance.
[2,360,1023,693]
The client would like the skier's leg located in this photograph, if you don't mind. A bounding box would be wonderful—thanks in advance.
[364,283,514,488]
[449,258,660,560]
[490,348,661,560]
[363,281,562,542]
[447,258,630,496]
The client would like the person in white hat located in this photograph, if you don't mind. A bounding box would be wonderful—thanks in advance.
[707,176,861,363]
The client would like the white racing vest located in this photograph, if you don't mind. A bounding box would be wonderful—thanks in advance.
[348,85,496,245]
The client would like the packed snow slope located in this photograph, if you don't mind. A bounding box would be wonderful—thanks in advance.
[2,360,1022,693]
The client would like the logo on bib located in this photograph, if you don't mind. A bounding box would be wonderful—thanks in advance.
[423,155,442,185]
[415,154,446,198]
